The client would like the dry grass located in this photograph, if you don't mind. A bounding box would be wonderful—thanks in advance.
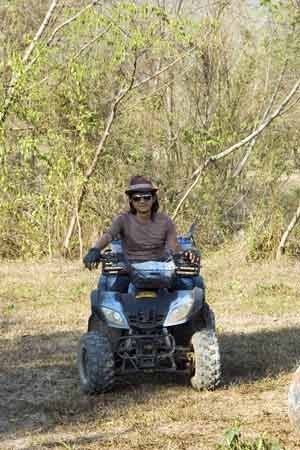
[1,245,300,450]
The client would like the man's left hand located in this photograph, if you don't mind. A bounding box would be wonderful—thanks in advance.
[183,250,201,265]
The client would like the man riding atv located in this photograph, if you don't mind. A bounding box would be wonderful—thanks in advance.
[83,175,202,290]
[79,175,220,393]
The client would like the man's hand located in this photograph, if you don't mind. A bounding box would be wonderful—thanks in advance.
[83,247,102,270]
[183,250,201,265]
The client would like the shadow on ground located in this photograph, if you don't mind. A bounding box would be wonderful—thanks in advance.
[1,326,300,440]
[220,326,300,385]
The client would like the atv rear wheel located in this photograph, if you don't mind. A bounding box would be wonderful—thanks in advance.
[190,329,221,390]
[78,331,114,394]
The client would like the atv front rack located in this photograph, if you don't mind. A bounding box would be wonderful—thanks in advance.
[115,333,184,373]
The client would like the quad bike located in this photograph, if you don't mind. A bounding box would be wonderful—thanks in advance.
[78,226,221,393]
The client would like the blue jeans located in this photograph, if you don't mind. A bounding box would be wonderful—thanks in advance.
[98,273,205,292]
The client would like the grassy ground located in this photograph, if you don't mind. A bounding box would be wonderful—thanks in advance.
[1,243,300,450]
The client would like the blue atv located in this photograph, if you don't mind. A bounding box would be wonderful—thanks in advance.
[78,226,221,393]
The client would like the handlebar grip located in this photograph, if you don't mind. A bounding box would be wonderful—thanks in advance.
[172,252,185,261]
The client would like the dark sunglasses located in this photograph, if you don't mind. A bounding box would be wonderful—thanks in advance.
[131,193,153,202]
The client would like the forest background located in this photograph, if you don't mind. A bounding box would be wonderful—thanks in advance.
[0,0,299,260]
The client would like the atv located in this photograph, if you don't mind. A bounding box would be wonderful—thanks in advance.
[78,225,221,393]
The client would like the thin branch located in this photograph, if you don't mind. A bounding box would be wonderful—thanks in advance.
[76,203,83,260]
[47,1,67,33]
[172,160,210,220]
[27,24,112,91]
[0,0,59,125]
[46,0,100,48]
[131,47,196,92]
[192,77,300,178]
[71,24,111,61]
[63,55,138,253]
[233,59,288,178]
[263,58,288,119]
[102,48,196,120]
[84,59,138,181]
[122,60,195,116]
[276,204,300,259]
[225,190,249,215]
[62,91,124,253]
[22,0,59,64]
[232,140,255,178]
[0,0,102,126]
[173,77,300,219]
[176,0,184,15]
[278,95,300,116]
[101,6,132,38]
[28,0,101,69]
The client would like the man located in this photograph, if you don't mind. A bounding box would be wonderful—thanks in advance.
[83,175,199,269]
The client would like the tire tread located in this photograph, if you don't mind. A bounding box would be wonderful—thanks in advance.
[78,331,114,394]
[190,329,221,390]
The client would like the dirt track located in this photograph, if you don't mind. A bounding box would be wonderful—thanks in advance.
[1,252,300,449]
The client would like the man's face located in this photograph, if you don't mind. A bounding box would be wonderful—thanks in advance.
[131,192,154,214]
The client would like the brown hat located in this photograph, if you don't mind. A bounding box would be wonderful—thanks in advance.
[125,175,158,195]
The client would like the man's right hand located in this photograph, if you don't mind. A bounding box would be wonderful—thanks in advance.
[83,247,102,270]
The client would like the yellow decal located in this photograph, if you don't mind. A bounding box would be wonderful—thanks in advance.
[136,291,157,299]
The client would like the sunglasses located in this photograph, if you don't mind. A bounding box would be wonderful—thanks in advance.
[131,193,153,202]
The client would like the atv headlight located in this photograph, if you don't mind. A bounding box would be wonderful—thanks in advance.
[101,307,126,328]
[164,296,194,327]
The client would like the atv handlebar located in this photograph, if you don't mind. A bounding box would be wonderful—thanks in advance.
[100,251,200,268]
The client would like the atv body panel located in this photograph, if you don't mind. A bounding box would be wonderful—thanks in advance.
[91,286,204,330]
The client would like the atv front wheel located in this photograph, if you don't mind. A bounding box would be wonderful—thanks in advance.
[190,329,221,390]
[78,331,114,394]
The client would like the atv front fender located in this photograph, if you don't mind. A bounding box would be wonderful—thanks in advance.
[191,286,204,314]
[90,289,129,330]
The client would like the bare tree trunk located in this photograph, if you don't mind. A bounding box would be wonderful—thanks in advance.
[276,205,300,259]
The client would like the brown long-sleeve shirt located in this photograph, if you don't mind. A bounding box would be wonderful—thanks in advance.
[104,212,177,261]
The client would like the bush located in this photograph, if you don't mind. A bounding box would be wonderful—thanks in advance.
[217,427,288,450]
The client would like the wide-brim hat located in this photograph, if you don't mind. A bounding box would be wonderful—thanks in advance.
[125,175,158,195]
